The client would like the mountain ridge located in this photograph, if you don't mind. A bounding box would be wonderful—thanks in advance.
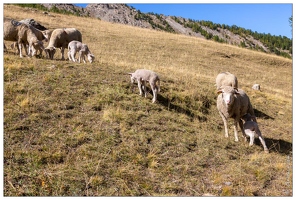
[14,3,292,58]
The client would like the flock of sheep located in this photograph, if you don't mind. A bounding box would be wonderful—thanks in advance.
[4,18,95,63]
[3,18,268,153]
[128,70,268,153]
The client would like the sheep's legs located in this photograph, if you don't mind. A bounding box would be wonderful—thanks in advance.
[259,136,269,153]
[245,130,255,146]
[239,119,247,142]
[219,112,229,138]
[142,81,147,97]
[72,52,77,62]
[61,47,65,60]
[233,120,239,142]
[150,82,157,103]
[78,52,82,63]
[82,55,86,63]
[137,81,143,96]
[256,128,269,153]
[18,43,24,58]
[68,51,72,61]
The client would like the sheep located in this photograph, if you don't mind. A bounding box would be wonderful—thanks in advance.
[216,85,256,142]
[4,19,45,58]
[128,69,160,103]
[252,84,261,91]
[68,40,95,63]
[241,113,269,153]
[215,72,238,90]
[45,28,82,60]
[16,18,52,57]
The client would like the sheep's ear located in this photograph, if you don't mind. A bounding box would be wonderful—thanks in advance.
[234,88,240,95]
[251,115,256,121]
[128,73,133,76]
[217,89,223,94]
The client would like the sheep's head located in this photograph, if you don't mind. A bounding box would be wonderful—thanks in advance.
[87,54,95,63]
[128,73,136,83]
[242,113,252,122]
[42,30,52,42]
[45,47,56,60]
[217,86,239,106]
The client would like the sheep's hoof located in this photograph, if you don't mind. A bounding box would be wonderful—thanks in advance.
[234,138,239,142]
[264,149,269,153]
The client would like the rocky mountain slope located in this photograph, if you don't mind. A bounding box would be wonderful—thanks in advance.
[38,3,291,58]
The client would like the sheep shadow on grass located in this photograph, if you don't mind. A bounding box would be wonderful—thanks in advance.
[156,93,207,122]
[254,108,274,120]
[253,137,292,155]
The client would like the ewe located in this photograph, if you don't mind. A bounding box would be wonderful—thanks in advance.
[45,28,82,60]
[128,69,160,103]
[217,86,256,142]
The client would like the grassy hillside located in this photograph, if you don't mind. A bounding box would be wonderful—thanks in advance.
[3,5,292,196]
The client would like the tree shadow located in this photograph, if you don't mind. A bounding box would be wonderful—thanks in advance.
[254,137,292,155]
[254,108,274,120]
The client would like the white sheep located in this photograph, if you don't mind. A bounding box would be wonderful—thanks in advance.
[128,69,160,103]
[45,28,82,60]
[252,84,261,91]
[241,113,269,153]
[68,40,95,63]
[4,18,45,58]
[215,72,238,90]
[16,19,52,57]
[217,85,256,142]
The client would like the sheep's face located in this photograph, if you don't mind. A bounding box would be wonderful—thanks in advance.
[217,86,239,106]
[42,30,52,42]
[45,47,56,60]
[130,74,136,83]
[223,92,234,105]
[87,54,95,63]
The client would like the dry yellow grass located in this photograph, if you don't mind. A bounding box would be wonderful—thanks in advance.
[3,5,292,196]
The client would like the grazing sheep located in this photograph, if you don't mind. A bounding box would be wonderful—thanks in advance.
[217,86,256,142]
[5,19,51,55]
[215,72,238,90]
[241,113,269,153]
[4,19,45,57]
[45,28,82,60]
[68,40,95,63]
[252,84,261,91]
[128,69,160,103]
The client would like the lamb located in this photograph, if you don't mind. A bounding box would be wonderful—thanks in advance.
[45,28,82,60]
[16,19,52,57]
[68,40,95,63]
[241,113,269,153]
[215,72,238,90]
[216,85,256,142]
[4,19,45,58]
[128,69,160,103]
